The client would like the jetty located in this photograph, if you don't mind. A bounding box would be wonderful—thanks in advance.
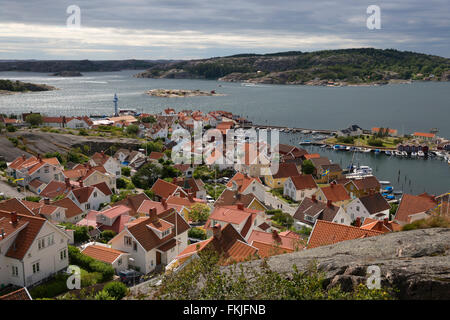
[241,124,337,135]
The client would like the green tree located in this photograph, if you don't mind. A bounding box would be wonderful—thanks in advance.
[103,282,128,300]
[132,162,162,189]
[121,167,131,177]
[301,160,315,175]
[126,124,139,136]
[26,113,43,126]
[189,203,211,223]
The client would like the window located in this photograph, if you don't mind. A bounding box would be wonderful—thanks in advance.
[12,266,18,277]
[151,260,154,266]
[44,166,49,173]
[161,229,171,238]
[38,238,45,250]
[356,206,360,212]
[47,234,54,246]
[124,236,132,246]
[32,262,40,274]
[118,258,122,266]
[56,212,60,218]
[93,192,97,198]
[133,241,137,251]
[85,203,90,210]
[60,249,67,260]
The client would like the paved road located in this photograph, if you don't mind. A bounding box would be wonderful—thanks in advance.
[0,179,27,198]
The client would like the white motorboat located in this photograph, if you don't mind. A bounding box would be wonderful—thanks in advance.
[395,151,403,156]
[401,151,408,156]
[362,148,372,153]
[418,151,425,157]
[345,165,373,178]
[411,152,417,157]
[379,181,391,185]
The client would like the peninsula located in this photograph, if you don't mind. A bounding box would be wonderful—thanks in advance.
[146,89,224,97]
[0,79,56,94]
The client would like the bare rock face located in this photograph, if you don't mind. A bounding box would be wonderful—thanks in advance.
[231,228,450,299]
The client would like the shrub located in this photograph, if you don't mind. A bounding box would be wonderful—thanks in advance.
[367,138,384,147]
[103,281,128,300]
[99,230,116,243]
[189,203,210,223]
[6,125,16,132]
[29,273,69,299]
[68,245,115,282]
[25,113,43,126]
[24,196,41,202]
[78,128,89,136]
[121,167,131,177]
[402,216,450,231]
[188,227,207,240]
[301,160,315,174]
[116,177,127,189]
[94,290,116,300]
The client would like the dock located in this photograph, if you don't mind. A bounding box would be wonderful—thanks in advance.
[241,124,337,135]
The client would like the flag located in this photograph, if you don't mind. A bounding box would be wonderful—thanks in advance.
[13,178,24,182]
[322,169,329,177]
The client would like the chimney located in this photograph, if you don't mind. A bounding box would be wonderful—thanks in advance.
[10,211,18,225]
[272,229,280,242]
[187,193,194,202]
[65,177,71,188]
[22,154,26,161]
[149,207,157,221]
[79,179,83,188]
[37,153,42,162]
[311,195,317,203]
[355,217,361,227]
[383,218,389,226]
[212,223,222,239]
[44,198,50,205]
[161,198,167,209]
[237,202,244,210]
[327,200,332,207]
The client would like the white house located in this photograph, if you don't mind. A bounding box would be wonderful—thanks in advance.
[89,152,121,178]
[0,211,70,288]
[109,208,190,274]
[344,193,391,223]
[7,155,64,187]
[66,182,112,212]
[283,175,318,202]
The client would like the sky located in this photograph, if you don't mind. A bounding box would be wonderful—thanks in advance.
[0,0,449,60]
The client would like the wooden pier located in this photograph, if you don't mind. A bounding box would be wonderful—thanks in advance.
[241,124,337,135]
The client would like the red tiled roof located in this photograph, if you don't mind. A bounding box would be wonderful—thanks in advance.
[151,179,185,199]
[0,287,32,300]
[39,180,70,199]
[304,153,321,160]
[413,132,435,138]
[52,198,83,218]
[320,184,350,202]
[226,172,262,193]
[81,245,128,264]
[394,193,437,223]
[126,208,190,252]
[208,206,252,225]
[0,211,47,260]
[349,176,381,191]
[149,151,165,160]
[0,198,35,216]
[114,193,150,216]
[307,220,383,249]
[271,162,300,179]
[137,199,183,215]
[248,230,303,258]
[289,175,317,190]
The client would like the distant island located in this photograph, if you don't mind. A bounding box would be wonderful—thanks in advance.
[51,71,83,77]
[146,89,225,97]
[0,79,56,94]
[134,48,450,86]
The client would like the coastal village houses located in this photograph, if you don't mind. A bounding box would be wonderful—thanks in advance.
[0,211,70,288]
[109,207,190,274]
[65,182,112,212]
[283,174,318,202]
[7,155,64,187]
[89,152,121,178]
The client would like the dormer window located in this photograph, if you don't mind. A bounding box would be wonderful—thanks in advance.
[161,229,171,238]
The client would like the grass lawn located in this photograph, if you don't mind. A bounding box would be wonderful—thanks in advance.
[269,188,297,204]
[326,135,405,149]
[205,183,226,199]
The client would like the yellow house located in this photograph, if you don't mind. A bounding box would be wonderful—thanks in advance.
[314,163,343,184]
[264,162,300,189]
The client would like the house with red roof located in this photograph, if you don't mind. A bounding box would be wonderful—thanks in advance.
[7,154,64,187]
[39,179,72,199]
[264,162,300,189]
[344,176,381,199]
[413,132,436,142]
[394,193,438,225]
[89,151,121,178]
[343,193,391,223]
[77,205,133,234]
[247,229,304,258]
[65,182,112,212]
[226,172,266,203]
[81,244,130,272]
[64,163,116,192]
[314,183,351,207]
[283,174,318,202]
[168,223,258,271]
[360,217,401,233]
[205,204,269,241]
[109,207,190,274]
[150,178,188,201]
[307,219,383,249]
[0,210,71,288]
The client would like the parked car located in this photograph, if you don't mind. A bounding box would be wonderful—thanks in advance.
[118,269,142,285]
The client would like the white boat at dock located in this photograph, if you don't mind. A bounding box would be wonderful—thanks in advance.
[379,181,391,185]
[395,151,403,156]
[361,148,372,153]
[401,151,408,156]
[411,152,417,157]
[345,165,373,178]
[418,151,425,157]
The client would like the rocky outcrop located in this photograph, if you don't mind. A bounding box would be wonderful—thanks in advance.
[228,228,450,299]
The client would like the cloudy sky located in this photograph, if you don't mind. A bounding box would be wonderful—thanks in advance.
[0,0,449,60]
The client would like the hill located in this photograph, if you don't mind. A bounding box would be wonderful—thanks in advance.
[0,79,55,94]
[135,48,450,85]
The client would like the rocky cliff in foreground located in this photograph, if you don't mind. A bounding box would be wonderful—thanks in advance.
[227,228,450,299]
